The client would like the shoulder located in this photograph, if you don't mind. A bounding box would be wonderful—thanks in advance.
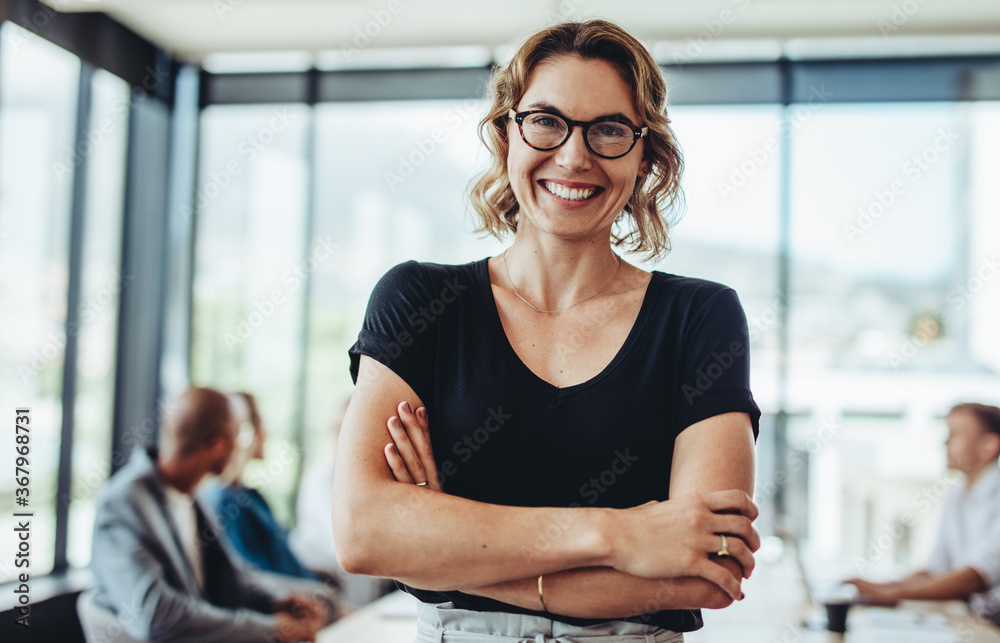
[367,258,481,309]
[378,258,480,289]
[650,272,743,313]
[96,449,162,521]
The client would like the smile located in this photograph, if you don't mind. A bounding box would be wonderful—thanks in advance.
[540,180,602,202]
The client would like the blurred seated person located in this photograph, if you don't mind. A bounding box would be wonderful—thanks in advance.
[201,392,315,580]
[90,386,329,642]
[848,402,1000,625]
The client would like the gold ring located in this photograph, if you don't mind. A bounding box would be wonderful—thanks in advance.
[717,534,730,557]
[416,481,428,487]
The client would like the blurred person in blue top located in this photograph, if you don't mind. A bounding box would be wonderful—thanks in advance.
[201,392,315,580]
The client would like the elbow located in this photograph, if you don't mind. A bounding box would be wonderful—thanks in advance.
[334,537,375,576]
[331,495,385,576]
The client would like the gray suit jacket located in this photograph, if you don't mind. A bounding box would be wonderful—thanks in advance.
[91,446,282,642]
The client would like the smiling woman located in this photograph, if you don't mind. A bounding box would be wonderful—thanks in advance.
[332,19,761,643]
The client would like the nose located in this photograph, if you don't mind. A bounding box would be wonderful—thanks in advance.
[553,125,592,172]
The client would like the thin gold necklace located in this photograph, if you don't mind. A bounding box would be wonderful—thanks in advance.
[501,248,623,314]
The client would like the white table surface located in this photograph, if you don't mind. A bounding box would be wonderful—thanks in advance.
[319,564,1000,643]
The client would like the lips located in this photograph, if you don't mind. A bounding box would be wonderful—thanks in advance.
[540,180,604,202]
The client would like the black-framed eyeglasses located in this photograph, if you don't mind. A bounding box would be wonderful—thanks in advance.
[508,109,648,159]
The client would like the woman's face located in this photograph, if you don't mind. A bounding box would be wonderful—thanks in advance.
[507,55,649,243]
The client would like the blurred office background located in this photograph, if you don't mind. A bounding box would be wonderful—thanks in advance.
[1,0,1000,627]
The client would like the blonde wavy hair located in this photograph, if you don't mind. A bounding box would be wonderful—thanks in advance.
[469,20,684,262]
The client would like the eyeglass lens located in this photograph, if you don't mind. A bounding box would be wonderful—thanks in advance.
[521,113,636,157]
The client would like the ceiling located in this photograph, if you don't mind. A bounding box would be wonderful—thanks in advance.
[44,0,1000,64]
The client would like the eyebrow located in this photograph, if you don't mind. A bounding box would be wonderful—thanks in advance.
[525,102,636,125]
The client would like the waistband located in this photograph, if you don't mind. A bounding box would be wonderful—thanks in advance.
[416,601,684,642]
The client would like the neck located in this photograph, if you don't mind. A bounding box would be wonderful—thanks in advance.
[504,227,623,312]
[156,453,205,494]
[964,460,996,490]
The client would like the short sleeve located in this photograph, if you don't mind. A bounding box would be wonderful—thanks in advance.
[675,287,761,438]
[348,261,437,404]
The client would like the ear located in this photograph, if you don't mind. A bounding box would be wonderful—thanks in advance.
[638,160,650,177]
[208,431,231,455]
[985,432,1000,461]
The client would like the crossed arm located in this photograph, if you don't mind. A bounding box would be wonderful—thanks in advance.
[332,356,758,618]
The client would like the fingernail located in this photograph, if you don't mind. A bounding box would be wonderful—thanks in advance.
[402,401,411,415]
[417,407,427,421]
[389,417,400,429]
[387,443,396,454]
[739,592,745,601]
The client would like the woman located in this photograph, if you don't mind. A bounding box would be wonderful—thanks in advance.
[333,19,761,642]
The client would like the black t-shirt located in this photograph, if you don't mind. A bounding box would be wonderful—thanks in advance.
[348,257,761,633]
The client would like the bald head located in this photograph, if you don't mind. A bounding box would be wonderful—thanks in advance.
[161,387,237,458]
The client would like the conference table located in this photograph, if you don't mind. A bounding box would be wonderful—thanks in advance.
[319,556,1000,643]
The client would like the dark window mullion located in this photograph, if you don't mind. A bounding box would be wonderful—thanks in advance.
[54,61,94,573]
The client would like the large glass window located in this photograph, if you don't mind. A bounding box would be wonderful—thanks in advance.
[787,102,1000,578]
[191,103,311,523]
[0,22,81,581]
[0,24,129,580]
[663,105,783,410]
[306,99,499,463]
[67,69,130,569]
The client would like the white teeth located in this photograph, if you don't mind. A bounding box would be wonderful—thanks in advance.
[543,181,596,201]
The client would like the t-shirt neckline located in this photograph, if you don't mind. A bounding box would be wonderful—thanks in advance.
[475,256,659,398]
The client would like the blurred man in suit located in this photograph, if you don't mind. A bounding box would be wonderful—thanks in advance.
[849,402,1000,625]
[90,386,329,642]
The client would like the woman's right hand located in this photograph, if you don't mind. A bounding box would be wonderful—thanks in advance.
[610,490,759,599]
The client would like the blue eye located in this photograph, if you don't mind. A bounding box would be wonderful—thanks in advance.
[527,115,563,129]
[592,123,630,139]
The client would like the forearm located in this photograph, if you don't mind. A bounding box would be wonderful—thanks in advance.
[464,561,738,619]
[893,568,987,601]
[334,479,614,591]
[336,359,618,590]
[898,570,933,586]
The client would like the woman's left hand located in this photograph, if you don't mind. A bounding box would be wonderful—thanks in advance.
[384,401,444,492]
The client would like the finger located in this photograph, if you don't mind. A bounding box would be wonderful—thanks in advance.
[395,403,431,481]
[415,405,429,431]
[712,514,761,552]
[714,535,755,578]
[693,557,742,600]
[384,443,414,484]
[705,490,758,521]
[404,405,442,491]
[387,414,428,483]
